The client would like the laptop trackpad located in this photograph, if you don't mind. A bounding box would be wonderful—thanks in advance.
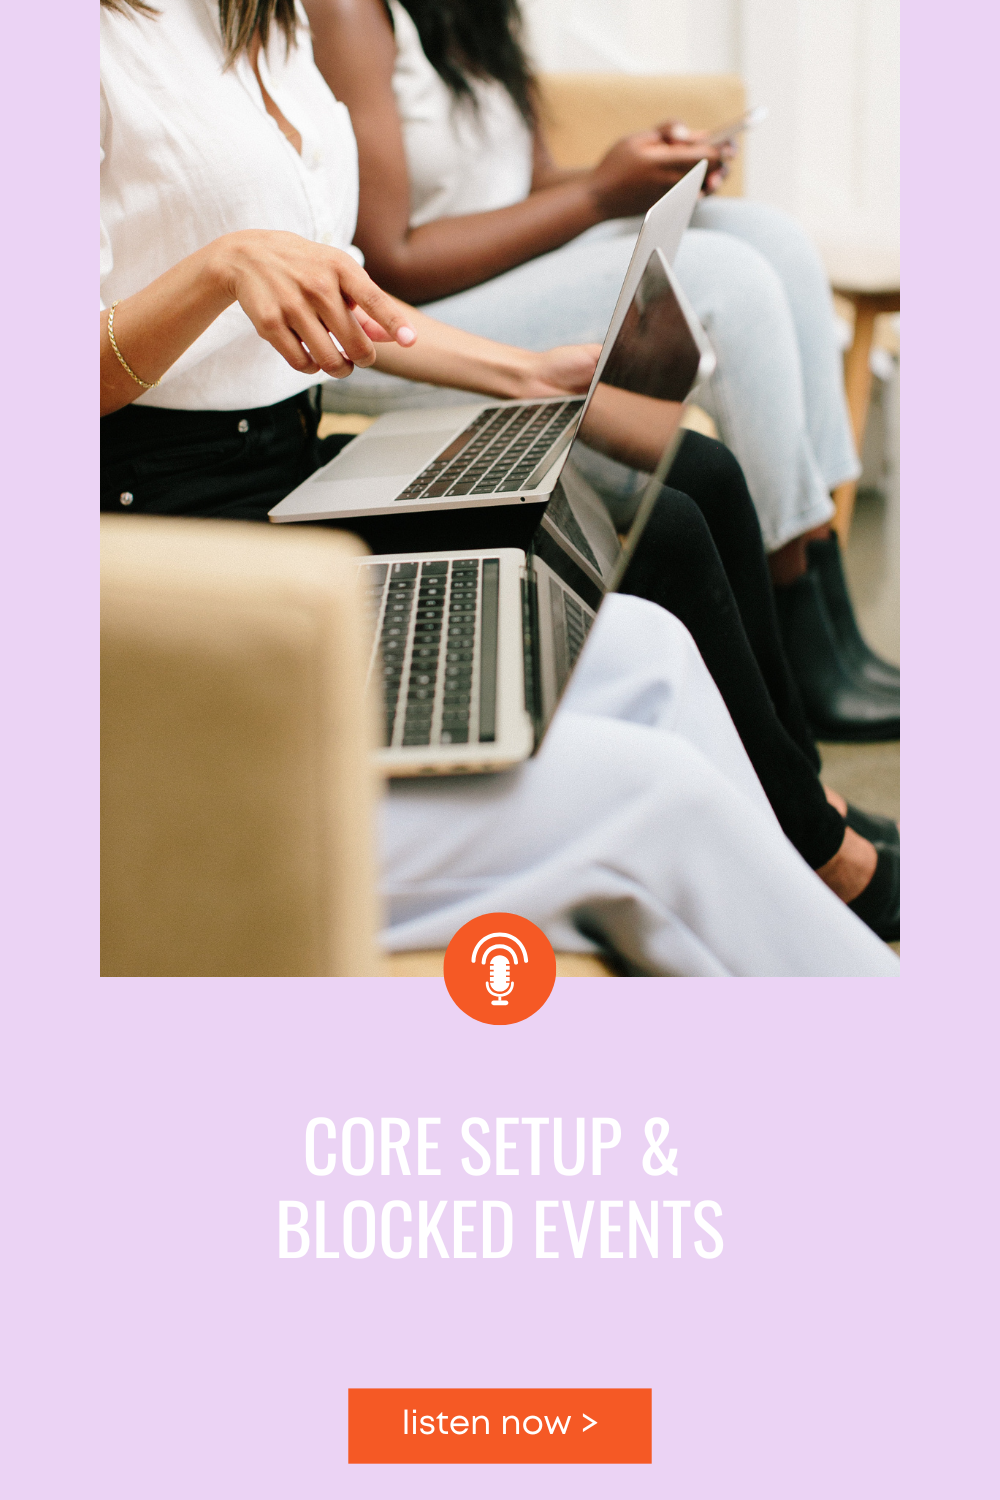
[316,430,450,482]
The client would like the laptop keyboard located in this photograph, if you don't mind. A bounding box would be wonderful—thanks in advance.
[394,399,585,502]
[362,557,500,749]
[549,578,596,696]
[564,592,592,667]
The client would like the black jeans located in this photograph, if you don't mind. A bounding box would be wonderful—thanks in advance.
[100,387,351,521]
[619,432,844,869]
[100,400,844,868]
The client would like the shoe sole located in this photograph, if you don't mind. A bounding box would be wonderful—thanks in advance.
[810,721,900,744]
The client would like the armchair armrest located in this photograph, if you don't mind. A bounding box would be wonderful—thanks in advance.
[101,517,381,977]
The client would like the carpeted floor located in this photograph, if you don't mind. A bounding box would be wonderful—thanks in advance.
[817,738,899,824]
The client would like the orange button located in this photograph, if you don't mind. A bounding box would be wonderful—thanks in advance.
[348,1388,651,1464]
[444,913,556,1025]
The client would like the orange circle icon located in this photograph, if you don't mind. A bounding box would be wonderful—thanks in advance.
[444,913,557,1025]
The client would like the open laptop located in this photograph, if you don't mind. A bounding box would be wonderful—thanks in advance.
[359,247,716,776]
[268,161,708,527]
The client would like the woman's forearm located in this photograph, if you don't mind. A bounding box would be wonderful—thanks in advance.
[356,131,716,304]
[371,304,541,395]
[362,183,604,304]
[372,305,599,400]
[101,232,594,419]
[100,245,235,416]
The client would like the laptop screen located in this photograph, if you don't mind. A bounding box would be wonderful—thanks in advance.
[527,247,716,737]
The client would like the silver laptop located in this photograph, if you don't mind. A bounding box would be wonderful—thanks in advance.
[267,162,708,527]
[361,248,716,776]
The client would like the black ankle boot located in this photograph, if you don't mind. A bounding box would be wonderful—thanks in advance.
[807,533,900,690]
[774,571,899,742]
[847,841,900,943]
[846,804,899,848]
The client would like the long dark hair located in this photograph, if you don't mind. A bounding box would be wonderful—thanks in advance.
[100,0,298,64]
[391,0,536,125]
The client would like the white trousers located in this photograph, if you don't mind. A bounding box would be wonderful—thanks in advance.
[327,200,860,552]
[381,596,898,977]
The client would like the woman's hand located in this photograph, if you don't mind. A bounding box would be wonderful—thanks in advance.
[520,344,603,398]
[101,230,418,416]
[588,131,725,219]
[654,121,735,195]
[214,230,416,378]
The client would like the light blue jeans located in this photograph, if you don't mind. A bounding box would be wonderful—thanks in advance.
[325,199,860,552]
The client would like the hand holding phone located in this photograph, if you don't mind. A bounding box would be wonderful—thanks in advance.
[702,105,768,148]
[654,108,765,193]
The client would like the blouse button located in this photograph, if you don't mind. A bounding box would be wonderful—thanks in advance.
[238,419,249,433]
[119,491,134,506]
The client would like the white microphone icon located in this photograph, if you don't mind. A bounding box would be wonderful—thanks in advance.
[487,953,514,1003]
[471,931,530,1006]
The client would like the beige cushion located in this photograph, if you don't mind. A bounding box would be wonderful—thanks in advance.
[386,950,615,978]
[537,73,747,197]
[101,517,381,977]
[680,404,719,441]
[819,243,900,295]
[317,412,376,438]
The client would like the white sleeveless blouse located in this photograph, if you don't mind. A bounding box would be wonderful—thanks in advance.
[388,0,534,228]
[100,0,362,411]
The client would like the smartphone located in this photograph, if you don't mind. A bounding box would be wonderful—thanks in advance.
[703,105,768,148]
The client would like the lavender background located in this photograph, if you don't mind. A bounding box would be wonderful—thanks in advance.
[9,986,980,1497]
[4,2,997,1496]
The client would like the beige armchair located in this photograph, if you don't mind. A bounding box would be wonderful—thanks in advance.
[101,517,381,977]
[101,518,613,978]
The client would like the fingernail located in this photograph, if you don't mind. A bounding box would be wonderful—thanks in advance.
[671,124,691,141]
[397,326,416,346]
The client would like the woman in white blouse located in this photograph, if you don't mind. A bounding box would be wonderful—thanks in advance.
[100,0,599,518]
[99,0,898,974]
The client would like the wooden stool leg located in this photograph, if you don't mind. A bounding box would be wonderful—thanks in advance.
[831,293,894,543]
[832,478,859,541]
[844,298,879,450]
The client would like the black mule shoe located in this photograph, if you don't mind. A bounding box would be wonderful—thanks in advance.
[847,840,900,943]
[807,533,900,690]
[846,803,899,848]
[774,571,900,742]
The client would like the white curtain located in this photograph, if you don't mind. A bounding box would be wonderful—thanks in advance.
[521,0,900,271]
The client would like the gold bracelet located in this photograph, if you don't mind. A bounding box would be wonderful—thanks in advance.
[106,301,160,390]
